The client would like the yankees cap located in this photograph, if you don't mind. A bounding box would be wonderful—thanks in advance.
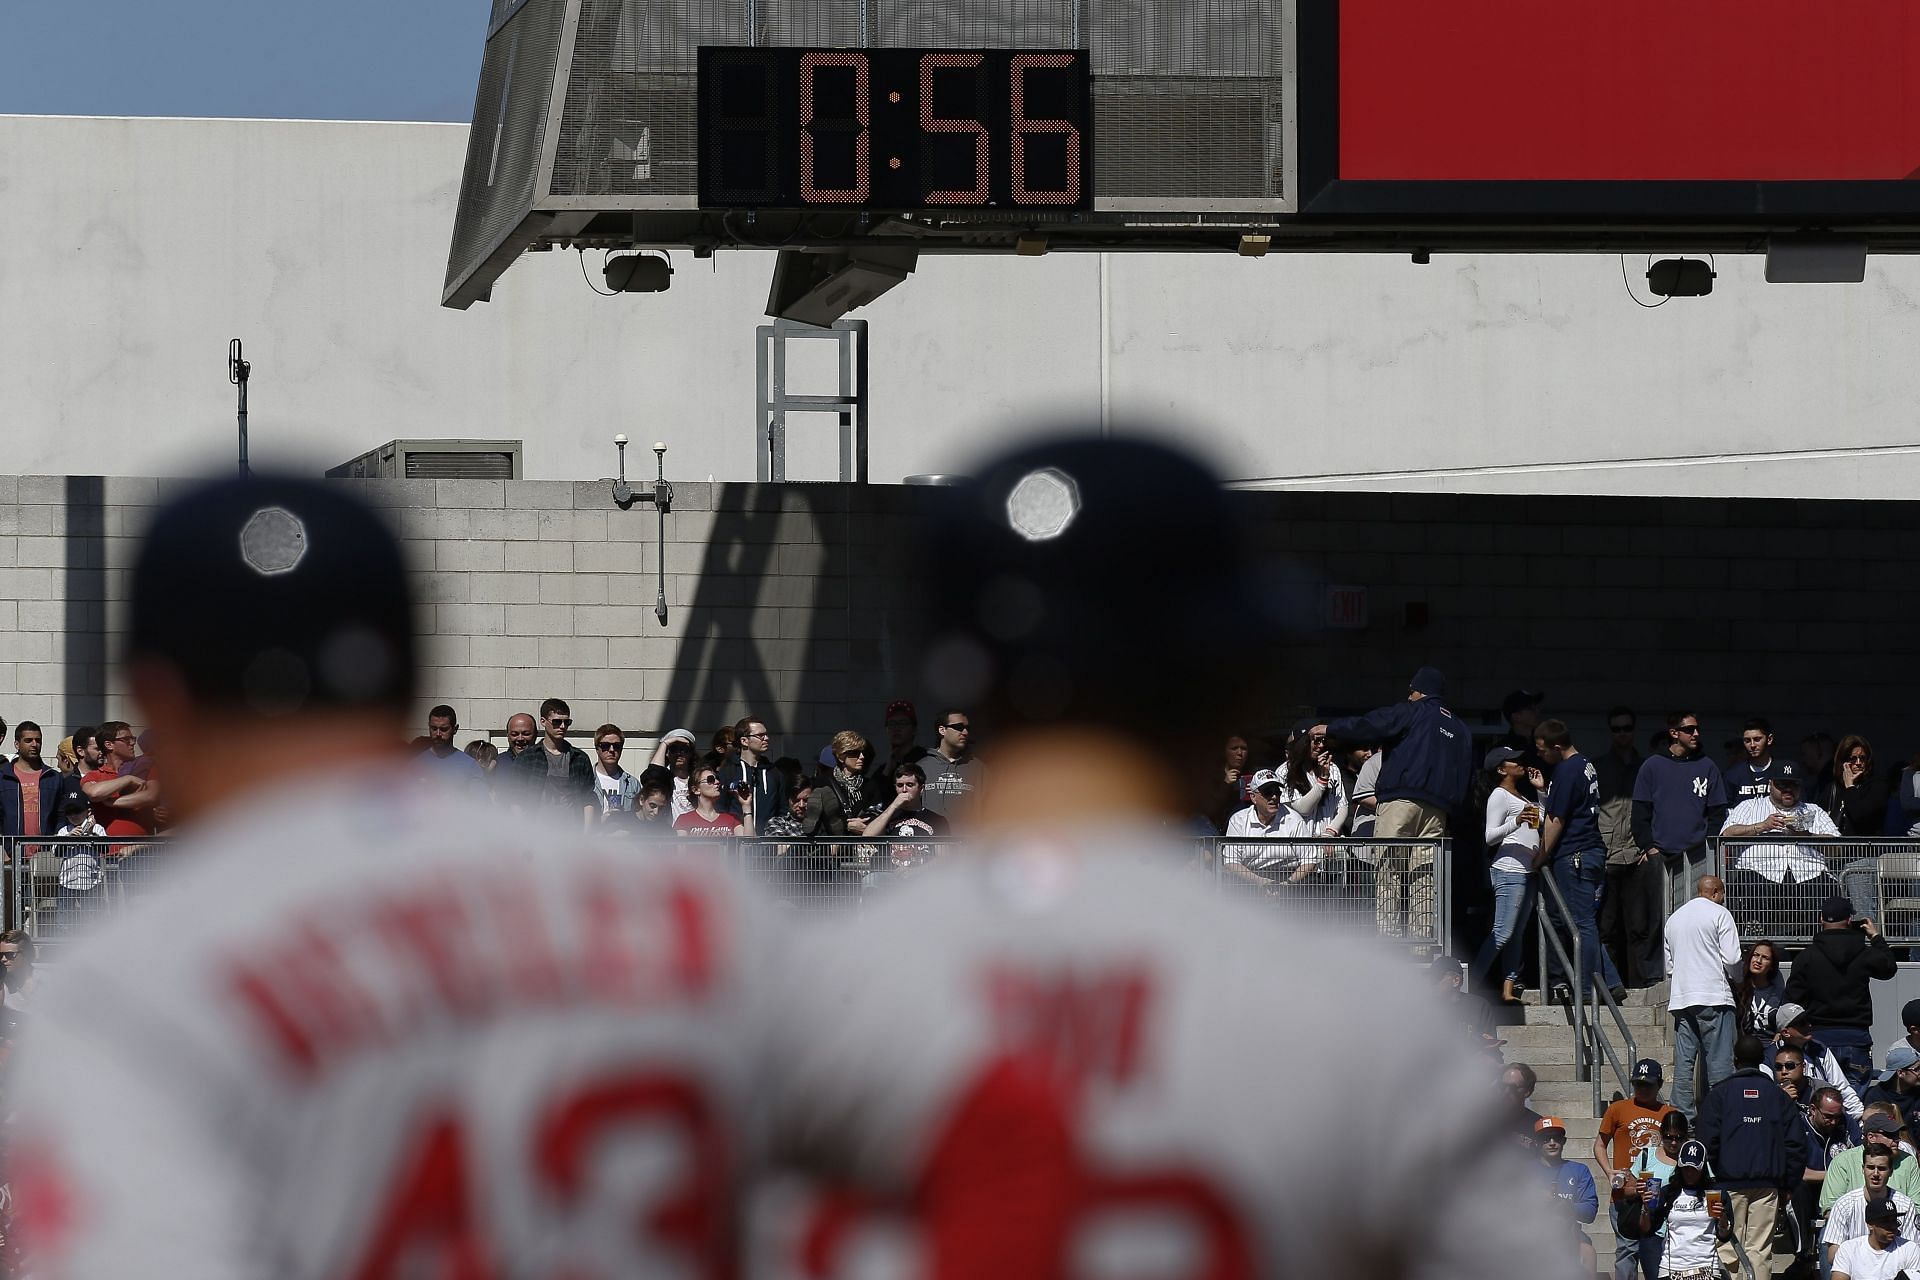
[128,475,416,715]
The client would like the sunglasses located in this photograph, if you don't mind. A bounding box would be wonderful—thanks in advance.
[1674,725,1701,734]
[548,717,572,727]
[1256,784,1283,800]
[597,742,623,752]
[942,723,971,732]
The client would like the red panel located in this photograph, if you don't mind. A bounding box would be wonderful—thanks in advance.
[1338,0,1920,181]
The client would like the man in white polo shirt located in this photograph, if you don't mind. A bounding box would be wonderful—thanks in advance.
[1665,873,1742,1120]
[1721,760,1842,931]
[1223,768,1318,889]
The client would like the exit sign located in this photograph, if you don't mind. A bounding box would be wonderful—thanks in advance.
[1326,585,1369,629]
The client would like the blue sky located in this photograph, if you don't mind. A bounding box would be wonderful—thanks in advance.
[0,0,487,122]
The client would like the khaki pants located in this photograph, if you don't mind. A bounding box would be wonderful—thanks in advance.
[1717,1186,1776,1276]
[1373,798,1446,942]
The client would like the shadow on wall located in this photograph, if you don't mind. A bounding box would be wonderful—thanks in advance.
[652,482,927,761]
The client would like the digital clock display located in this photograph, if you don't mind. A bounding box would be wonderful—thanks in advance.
[697,47,1093,211]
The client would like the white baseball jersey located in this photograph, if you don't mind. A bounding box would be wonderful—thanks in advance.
[1825,1188,1920,1246]
[8,771,778,1279]
[762,828,1579,1279]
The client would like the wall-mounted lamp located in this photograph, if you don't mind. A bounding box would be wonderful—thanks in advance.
[612,434,673,626]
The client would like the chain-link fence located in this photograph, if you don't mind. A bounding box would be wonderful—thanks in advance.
[6,834,1450,950]
[6,836,170,955]
[1715,836,1920,945]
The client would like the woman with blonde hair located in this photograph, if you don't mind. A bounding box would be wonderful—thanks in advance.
[802,731,875,837]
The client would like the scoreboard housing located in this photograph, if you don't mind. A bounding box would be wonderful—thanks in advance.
[445,0,1920,309]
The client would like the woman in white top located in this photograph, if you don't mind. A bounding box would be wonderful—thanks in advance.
[1636,1138,1732,1279]
[1275,732,1349,835]
[1472,745,1542,1005]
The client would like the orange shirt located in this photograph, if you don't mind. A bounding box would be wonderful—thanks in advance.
[1597,1097,1679,1169]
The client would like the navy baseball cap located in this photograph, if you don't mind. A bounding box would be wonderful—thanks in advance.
[128,476,416,715]
[914,434,1281,745]
[1631,1059,1664,1085]
[1484,745,1527,771]
[1769,761,1807,789]
[1677,1139,1708,1170]
[1409,666,1447,698]
[1867,1196,1904,1225]
[1821,895,1856,923]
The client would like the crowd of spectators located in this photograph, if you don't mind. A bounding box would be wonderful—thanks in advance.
[406,697,981,853]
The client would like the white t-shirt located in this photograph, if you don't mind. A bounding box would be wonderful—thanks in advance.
[1722,797,1840,882]
[1663,893,1741,1011]
[8,773,782,1278]
[1659,1187,1720,1273]
[761,832,1578,1279]
[1825,1189,1920,1246]
[1484,787,1541,875]
[1831,1232,1920,1279]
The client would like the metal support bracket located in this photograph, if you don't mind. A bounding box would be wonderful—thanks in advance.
[610,435,673,626]
[755,319,869,483]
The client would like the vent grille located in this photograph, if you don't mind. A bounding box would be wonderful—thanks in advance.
[404,451,519,480]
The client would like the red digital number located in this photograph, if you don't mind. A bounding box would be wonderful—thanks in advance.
[919,54,989,205]
[349,1070,727,1280]
[1010,53,1082,206]
[800,52,871,203]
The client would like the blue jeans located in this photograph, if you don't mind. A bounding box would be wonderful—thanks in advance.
[1816,1027,1875,1095]
[1672,1004,1736,1121]
[1547,855,1623,993]
[1611,1207,1661,1280]
[1473,866,1537,986]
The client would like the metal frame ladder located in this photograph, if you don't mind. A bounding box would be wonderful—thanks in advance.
[755,319,869,482]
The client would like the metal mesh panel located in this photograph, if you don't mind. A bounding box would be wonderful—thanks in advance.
[444,0,573,301]
[546,0,1288,204]
[1718,837,1920,945]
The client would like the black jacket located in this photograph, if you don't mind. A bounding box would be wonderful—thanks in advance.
[1324,697,1473,811]
[508,741,596,816]
[0,766,85,838]
[1786,927,1897,1030]
[1698,1066,1807,1190]
[718,754,787,824]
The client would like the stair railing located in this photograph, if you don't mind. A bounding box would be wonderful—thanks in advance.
[1534,866,1640,1115]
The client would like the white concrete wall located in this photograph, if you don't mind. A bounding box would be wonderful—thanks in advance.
[5,113,1920,496]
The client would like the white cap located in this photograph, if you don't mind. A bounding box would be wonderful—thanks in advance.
[1250,768,1282,790]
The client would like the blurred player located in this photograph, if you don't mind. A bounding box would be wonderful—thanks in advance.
[7,477,775,1278]
[762,436,1577,1278]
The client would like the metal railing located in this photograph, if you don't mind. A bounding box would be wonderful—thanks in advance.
[1534,865,1639,1116]
[5,835,170,948]
[7,834,1451,950]
[1712,836,1920,944]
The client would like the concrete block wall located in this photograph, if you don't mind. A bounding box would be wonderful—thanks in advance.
[1,476,1915,766]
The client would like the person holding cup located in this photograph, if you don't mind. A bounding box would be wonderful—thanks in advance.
[1634,1138,1733,1278]
[1472,744,1542,1004]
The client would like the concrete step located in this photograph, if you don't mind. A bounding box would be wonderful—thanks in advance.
[1522,981,1670,1008]
[1524,1001,1668,1029]
[1533,1080,1613,1107]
